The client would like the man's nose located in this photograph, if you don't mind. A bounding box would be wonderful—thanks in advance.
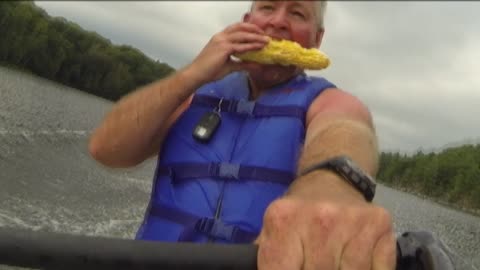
[267,10,289,31]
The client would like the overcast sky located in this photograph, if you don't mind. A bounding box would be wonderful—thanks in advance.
[35,1,480,153]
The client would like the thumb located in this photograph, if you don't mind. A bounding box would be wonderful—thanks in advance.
[225,59,246,73]
[226,56,261,73]
[256,229,304,270]
[210,58,244,81]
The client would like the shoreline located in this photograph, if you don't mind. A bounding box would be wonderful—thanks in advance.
[0,62,34,75]
[0,64,112,102]
[379,181,480,217]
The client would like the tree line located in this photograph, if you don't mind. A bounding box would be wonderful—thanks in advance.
[0,1,175,101]
[378,144,480,211]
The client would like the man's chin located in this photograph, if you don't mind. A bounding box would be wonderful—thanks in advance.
[244,62,296,74]
[242,63,304,93]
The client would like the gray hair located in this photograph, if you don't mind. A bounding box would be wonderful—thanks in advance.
[314,1,327,29]
[249,1,328,29]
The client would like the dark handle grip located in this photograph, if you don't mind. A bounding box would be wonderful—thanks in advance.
[0,227,453,270]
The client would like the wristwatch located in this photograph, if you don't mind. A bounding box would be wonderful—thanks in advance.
[299,156,377,202]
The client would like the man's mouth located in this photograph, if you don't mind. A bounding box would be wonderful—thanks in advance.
[266,34,289,41]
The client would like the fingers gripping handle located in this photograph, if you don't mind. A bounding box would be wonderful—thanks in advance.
[0,227,454,270]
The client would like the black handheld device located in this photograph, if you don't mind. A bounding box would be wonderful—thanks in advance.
[193,111,221,143]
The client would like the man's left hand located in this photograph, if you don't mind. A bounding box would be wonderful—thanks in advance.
[255,196,396,270]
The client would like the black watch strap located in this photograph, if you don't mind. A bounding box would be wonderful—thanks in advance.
[299,156,376,202]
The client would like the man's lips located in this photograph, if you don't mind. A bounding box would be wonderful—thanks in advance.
[266,34,289,41]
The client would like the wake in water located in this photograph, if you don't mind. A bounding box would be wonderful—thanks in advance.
[0,195,144,239]
[0,128,155,240]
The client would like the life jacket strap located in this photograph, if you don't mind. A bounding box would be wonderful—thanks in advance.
[149,203,257,243]
[192,95,305,119]
[157,162,294,185]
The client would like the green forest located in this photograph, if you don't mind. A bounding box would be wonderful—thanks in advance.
[1,2,479,214]
[0,1,175,101]
[378,144,480,212]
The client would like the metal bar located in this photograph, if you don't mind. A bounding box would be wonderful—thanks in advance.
[0,227,456,270]
[0,226,257,270]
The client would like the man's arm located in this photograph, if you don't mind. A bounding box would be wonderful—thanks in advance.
[88,66,200,168]
[88,22,269,168]
[286,87,379,202]
[256,88,395,270]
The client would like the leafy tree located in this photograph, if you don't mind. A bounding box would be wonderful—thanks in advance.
[378,144,480,212]
[0,1,175,101]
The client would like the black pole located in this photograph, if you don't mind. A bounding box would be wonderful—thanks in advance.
[0,227,455,270]
[0,226,257,270]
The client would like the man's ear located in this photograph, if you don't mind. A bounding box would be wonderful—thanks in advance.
[243,12,251,22]
[315,28,325,48]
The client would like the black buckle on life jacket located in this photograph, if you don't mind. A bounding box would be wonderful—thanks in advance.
[158,167,175,182]
[195,217,238,241]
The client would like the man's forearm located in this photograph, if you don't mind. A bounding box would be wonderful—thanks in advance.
[89,66,204,168]
[286,117,379,202]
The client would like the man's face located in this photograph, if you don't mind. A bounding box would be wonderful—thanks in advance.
[244,1,322,49]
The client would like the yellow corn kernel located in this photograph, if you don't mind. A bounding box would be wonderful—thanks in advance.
[234,38,330,70]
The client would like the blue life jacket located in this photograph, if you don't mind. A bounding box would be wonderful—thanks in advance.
[135,71,336,243]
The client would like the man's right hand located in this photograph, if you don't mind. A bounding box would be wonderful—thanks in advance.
[89,23,268,168]
[186,22,270,86]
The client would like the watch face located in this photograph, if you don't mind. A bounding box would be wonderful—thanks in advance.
[344,157,376,184]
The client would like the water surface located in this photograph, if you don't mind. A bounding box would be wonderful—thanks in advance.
[0,66,478,269]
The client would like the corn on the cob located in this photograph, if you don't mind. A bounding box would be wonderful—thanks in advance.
[234,38,330,70]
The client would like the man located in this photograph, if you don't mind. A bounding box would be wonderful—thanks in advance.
[89,1,396,270]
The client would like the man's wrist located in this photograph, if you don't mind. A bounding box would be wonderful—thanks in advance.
[180,63,209,88]
[286,169,367,204]
[299,156,376,202]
